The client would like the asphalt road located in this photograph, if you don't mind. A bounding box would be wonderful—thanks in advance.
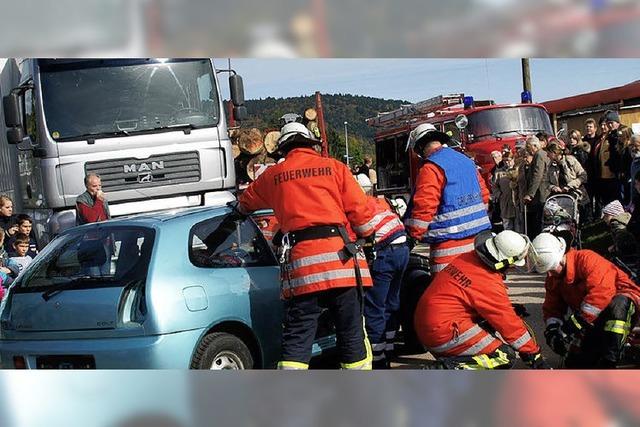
[392,271,563,369]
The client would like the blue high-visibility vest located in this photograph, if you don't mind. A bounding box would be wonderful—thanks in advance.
[405,147,491,243]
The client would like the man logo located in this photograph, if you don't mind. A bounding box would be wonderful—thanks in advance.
[138,173,153,183]
[124,160,165,174]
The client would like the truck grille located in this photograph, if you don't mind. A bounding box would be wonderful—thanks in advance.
[85,152,201,192]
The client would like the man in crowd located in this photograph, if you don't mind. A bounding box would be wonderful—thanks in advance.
[238,122,376,370]
[414,229,548,369]
[604,110,633,204]
[523,136,549,239]
[404,123,491,273]
[76,173,111,225]
[533,232,640,368]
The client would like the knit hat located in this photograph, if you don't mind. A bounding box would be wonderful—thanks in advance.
[604,110,620,123]
[601,200,625,218]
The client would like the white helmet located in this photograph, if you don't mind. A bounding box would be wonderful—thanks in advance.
[475,230,530,271]
[277,122,317,153]
[406,123,450,157]
[531,233,566,273]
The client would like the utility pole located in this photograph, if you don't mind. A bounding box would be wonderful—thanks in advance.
[521,58,531,97]
[344,121,350,166]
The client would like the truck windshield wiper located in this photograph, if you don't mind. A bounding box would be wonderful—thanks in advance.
[41,276,116,301]
[56,130,131,142]
[146,123,198,134]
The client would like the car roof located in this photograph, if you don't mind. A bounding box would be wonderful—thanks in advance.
[65,205,233,236]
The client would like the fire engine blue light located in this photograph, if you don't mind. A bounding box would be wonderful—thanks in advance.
[521,90,532,103]
[463,96,474,109]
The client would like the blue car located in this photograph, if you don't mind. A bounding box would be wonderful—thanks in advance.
[0,204,335,369]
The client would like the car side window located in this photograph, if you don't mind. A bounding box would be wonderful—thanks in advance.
[189,215,276,268]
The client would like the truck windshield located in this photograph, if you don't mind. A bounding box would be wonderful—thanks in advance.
[467,106,552,141]
[39,59,220,141]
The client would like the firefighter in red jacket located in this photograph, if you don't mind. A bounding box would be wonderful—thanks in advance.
[404,123,491,273]
[414,229,549,369]
[238,122,376,370]
[532,232,640,368]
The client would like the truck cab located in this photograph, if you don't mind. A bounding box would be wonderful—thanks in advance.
[1,58,246,246]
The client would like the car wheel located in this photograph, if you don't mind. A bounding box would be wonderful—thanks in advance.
[191,332,254,370]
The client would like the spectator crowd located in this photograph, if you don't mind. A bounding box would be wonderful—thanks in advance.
[489,110,640,256]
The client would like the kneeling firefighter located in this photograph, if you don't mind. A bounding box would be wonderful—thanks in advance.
[414,230,549,369]
[238,122,377,370]
[532,233,640,368]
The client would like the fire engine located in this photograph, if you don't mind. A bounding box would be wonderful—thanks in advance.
[367,93,553,200]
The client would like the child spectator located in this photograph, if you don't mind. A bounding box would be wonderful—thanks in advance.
[9,233,33,274]
[0,229,19,289]
[7,214,38,257]
[0,195,18,251]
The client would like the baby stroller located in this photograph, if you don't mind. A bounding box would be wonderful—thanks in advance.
[541,192,582,248]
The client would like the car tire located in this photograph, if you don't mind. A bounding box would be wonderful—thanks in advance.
[191,332,254,370]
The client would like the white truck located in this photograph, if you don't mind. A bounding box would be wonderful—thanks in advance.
[0,58,246,245]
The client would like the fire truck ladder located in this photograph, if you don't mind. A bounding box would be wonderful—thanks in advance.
[365,94,465,128]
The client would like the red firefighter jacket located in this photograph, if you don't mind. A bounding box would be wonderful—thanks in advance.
[414,251,540,357]
[239,148,376,297]
[543,249,640,326]
[363,196,406,248]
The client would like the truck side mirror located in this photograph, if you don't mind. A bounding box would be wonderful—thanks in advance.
[6,126,25,144]
[229,74,245,106]
[3,92,22,128]
[233,105,248,121]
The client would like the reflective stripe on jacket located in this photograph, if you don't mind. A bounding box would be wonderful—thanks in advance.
[543,249,640,325]
[361,197,406,249]
[404,147,490,244]
[414,251,540,356]
[238,148,376,297]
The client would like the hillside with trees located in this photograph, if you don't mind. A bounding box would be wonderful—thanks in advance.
[237,94,408,166]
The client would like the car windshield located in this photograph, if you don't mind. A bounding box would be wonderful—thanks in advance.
[467,106,553,141]
[39,59,220,141]
[16,226,154,290]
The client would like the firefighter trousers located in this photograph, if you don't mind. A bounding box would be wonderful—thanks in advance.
[437,344,517,370]
[278,287,372,370]
[364,242,410,368]
[565,295,637,369]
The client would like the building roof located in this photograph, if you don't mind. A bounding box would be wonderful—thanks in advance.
[543,80,640,115]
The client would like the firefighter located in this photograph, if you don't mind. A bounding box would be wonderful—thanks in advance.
[361,195,410,369]
[414,230,549,369]
[532,232,640,368]
[238,122,377,370]
[404,123,491,273]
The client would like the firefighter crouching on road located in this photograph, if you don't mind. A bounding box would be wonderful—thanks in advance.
[403,123,491,273]
[359,194,410,369]
[238,122,377,370]
[414,230,549,369]
[532,233,640,368]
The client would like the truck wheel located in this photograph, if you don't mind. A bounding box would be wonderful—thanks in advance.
[191,332,254,370]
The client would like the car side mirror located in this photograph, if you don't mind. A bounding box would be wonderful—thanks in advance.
[233,105,248,121]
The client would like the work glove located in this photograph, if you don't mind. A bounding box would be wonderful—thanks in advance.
[544,323,568,357]
[512,303,530,318]
[226,200,248,219]
[561,313,591,338]
[520,352,551,370]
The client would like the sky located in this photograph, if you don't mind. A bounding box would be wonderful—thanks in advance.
[214,58,640,104]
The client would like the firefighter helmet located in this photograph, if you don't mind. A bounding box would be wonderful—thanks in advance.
[277,122,317,153]
[475,230,530,271]
[531,233,566,273]
[406,123,451,158]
